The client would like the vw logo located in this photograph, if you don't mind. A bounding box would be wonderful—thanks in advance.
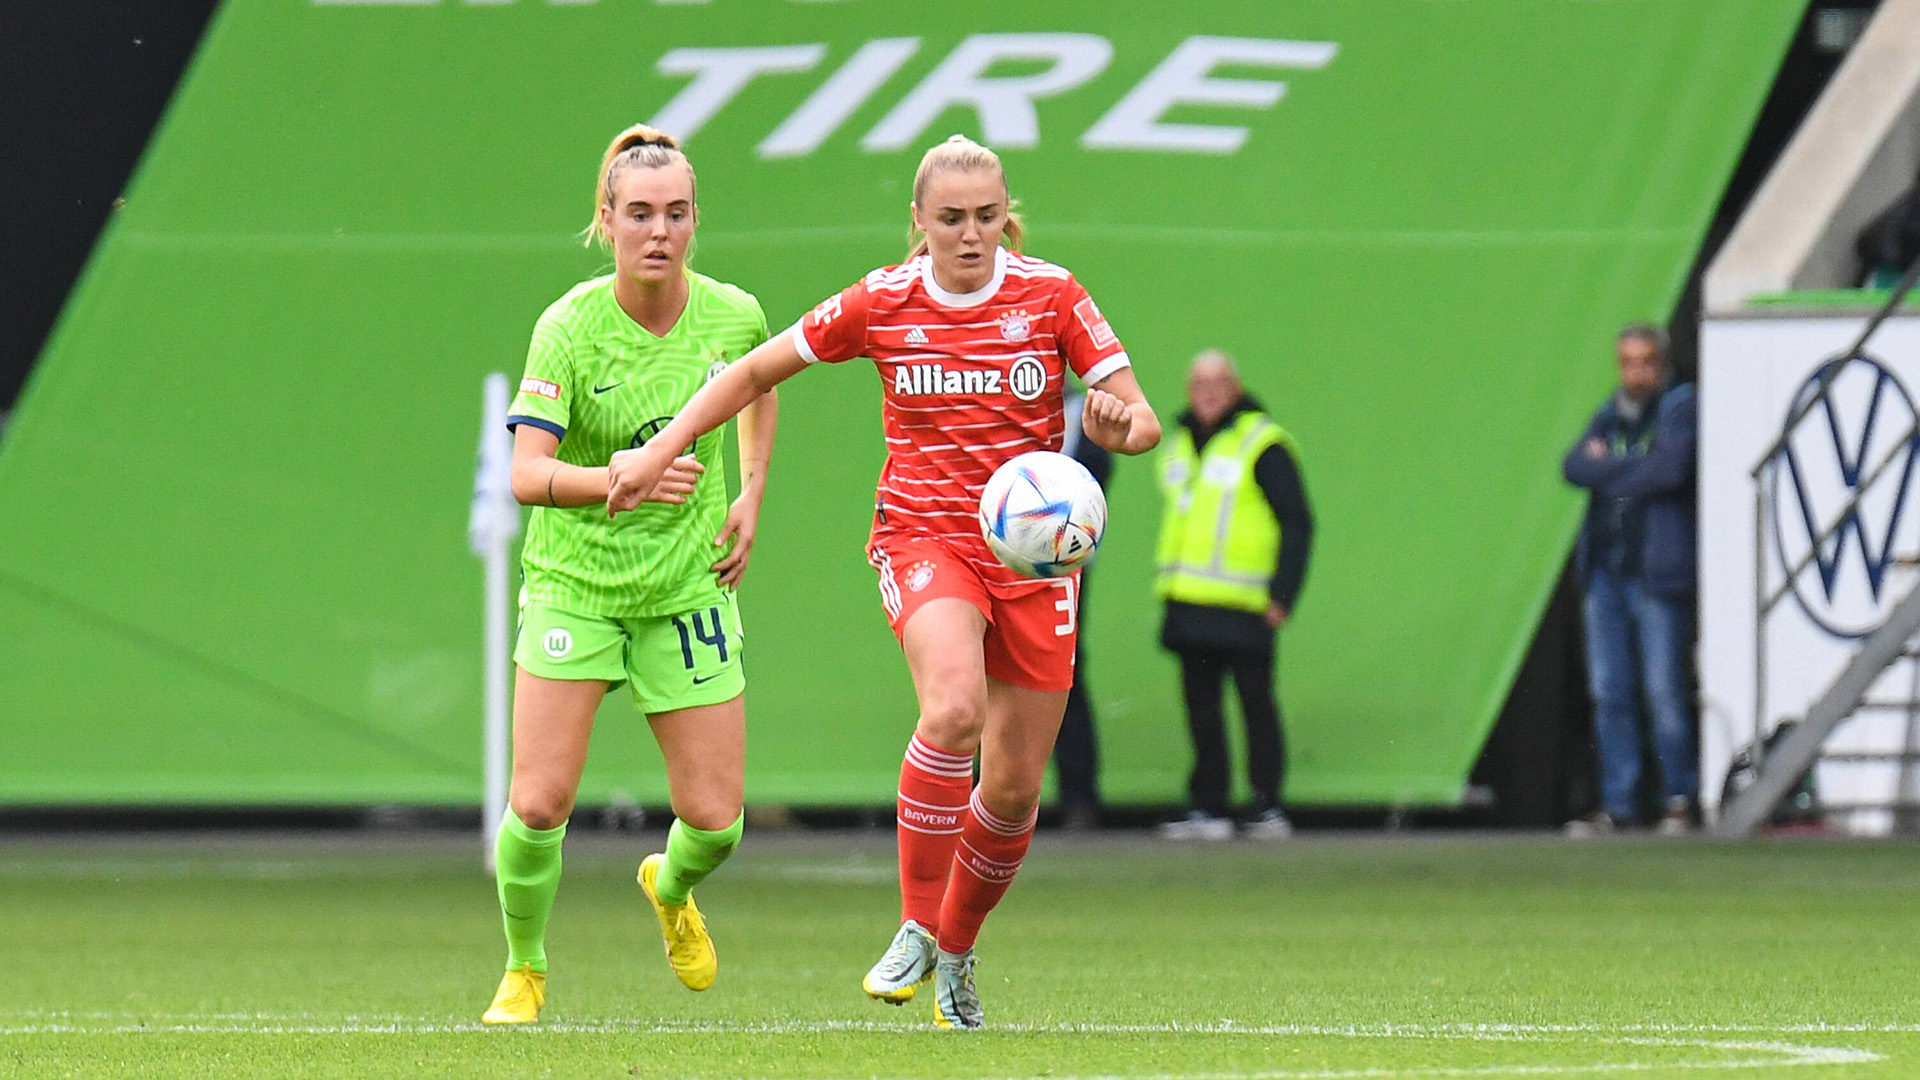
[631,416,675,449]
[1766,352,1920,638]
[631,415,698,457]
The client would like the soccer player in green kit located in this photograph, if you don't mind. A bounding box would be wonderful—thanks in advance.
[481,124,778,1025]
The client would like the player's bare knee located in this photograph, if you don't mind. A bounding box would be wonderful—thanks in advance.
[976,780,1040,824]
[674,797,742,834]
[917,694,986,753]
[510,791,574,831]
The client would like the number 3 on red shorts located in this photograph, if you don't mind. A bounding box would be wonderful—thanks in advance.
[1052,577,1078,637]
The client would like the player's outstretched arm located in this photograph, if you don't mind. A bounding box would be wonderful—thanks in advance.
[608,332,809,515]
[711,386,778,588]
[1084,367,1162,455]
[511,425,703,509]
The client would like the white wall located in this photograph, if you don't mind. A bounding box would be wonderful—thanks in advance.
[1699,315,1920,834]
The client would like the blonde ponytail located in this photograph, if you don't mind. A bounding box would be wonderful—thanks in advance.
[584,124,696,249]
[905,134,1024,260]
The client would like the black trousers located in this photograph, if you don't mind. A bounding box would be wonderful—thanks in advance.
[1052,569,1100,808]
[1054,676,1101,808]
[1176,645,1286,816]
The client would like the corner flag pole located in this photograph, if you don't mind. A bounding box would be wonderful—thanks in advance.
[470,373,520,873]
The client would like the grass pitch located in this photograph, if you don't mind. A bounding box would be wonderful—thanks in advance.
[3,830,1918,1078]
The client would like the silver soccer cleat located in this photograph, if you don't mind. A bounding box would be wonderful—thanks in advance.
[862,919,936,1004]
[933,948,983,1030]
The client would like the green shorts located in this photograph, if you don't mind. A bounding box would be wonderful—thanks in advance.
[514,594,745,715]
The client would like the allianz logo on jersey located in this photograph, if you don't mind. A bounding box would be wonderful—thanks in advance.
[895,357,1047,401]
[303,13,1337,157]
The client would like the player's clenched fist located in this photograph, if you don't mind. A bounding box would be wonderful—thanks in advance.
[1081,388,1132,451]
[606,448,704,515]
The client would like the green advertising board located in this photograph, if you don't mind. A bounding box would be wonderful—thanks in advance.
[0,0,1800,806]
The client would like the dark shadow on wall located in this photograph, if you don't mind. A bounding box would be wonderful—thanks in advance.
[0,0,222,412]
[1470,558,1597,828]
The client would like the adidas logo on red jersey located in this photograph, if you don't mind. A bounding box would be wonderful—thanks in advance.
[904,327,929,345]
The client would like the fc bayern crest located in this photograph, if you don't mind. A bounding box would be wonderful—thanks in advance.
[999,311,1031,342]
[906,561,937,593]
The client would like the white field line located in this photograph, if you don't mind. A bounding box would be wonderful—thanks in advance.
[0,1017,1894,1054]
[1023,1043,1879,1080]
[0,1018,1890,1077]
[8,1017,1912,1036]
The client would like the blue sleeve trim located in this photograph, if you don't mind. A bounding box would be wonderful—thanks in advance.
[506,415,565,441]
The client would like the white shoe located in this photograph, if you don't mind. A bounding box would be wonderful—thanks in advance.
[1658,798,1693,836]
[1564,812,1615,838]
[1243,808,1294,841]
[1159,810,1233,841]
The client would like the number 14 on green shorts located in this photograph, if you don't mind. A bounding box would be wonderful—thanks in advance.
[514,595,745,714]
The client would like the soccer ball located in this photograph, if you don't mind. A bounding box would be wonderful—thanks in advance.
[978,451,1108,579]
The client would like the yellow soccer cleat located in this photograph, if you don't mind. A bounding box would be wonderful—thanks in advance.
[481,963,546,1025]
[638,852,717,991]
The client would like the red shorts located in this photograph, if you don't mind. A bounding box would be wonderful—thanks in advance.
[868,531,1080,692]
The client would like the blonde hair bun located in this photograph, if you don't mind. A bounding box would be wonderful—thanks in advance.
[585,124,695,248]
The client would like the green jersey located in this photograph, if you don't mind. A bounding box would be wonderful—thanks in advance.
[507,271,768,618]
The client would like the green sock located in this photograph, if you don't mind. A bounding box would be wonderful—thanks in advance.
[655,813,743,906]
[495,809,566,973]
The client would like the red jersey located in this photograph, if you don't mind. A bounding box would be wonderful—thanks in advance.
[793,246,1131,593]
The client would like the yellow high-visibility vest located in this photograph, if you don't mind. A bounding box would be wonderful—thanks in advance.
[1154,411,1298,613]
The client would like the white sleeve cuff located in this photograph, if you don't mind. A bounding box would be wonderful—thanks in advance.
[789,322,822,364]
[1082,352,1131,387]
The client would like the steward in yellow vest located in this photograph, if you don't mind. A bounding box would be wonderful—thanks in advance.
[1156,407,1312,634]
[1155,351,1313,840]
[1156,410,1302,615]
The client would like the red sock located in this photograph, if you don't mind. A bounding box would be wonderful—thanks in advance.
[896,734,972,932]
[936,788,1037,954]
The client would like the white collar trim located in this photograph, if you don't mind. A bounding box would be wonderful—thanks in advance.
[920,246,1008,308]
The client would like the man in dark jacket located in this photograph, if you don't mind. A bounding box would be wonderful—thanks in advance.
[1563,324,1698,834]
[1155,350,1314,840]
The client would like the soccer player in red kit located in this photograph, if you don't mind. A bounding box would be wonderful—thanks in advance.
[607,135,1161,1029]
